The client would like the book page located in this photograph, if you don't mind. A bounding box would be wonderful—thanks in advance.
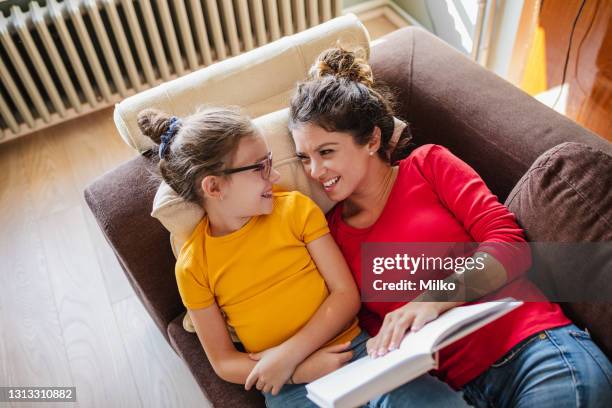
[399,300,522,352]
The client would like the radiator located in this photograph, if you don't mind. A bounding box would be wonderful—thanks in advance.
[0,0,343,144]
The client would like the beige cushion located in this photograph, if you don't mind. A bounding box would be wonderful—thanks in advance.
[114,14,370,153]
[152,182,205,258]
[152,108,336,257]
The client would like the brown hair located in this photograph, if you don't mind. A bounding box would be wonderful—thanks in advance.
[137,106,258,205]
[289,46,414,164]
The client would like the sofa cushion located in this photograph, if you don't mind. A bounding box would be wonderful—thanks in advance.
[504,142,612,358]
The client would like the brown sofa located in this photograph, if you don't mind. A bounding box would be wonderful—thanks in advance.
[84,26,612,407]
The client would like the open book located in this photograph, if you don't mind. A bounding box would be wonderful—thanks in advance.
[306,299,523,408]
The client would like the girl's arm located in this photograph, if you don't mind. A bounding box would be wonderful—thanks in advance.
[278,232,360,357]
[188,303,257,384]
[245,233,360,392]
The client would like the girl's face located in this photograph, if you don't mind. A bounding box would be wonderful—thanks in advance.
[219,135,280,217]
[292,123,374,202]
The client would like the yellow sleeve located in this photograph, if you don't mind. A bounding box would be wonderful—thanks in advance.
[175,250,215,310]
[291,192,330,244]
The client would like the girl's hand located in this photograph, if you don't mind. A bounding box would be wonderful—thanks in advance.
[366,302,450,358]
[245,345,299,395]
[291,341,354,384]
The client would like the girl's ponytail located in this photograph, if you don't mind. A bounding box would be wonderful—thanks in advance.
[138,108,172,145]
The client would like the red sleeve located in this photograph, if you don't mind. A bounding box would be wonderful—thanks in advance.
[419,144,531,281]
[358,306,383,337]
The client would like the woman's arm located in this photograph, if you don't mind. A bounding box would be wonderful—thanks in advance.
[424,145,531,286]
[409,145,531,303]
[189,304,257,384]
[415,251,509,302]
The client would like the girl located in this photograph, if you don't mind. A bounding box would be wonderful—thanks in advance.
[289,47,612,408]
[137,107,467,407]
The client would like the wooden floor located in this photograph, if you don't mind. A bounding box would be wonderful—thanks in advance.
[0,107,210,408]
[0,16,399,408]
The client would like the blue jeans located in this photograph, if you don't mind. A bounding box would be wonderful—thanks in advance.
[462,324,612,408]
[264,331,468,407]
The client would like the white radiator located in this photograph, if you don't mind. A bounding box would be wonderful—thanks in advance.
[0,0,342,144]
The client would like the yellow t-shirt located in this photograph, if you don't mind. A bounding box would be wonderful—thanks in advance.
[175,191,360,353]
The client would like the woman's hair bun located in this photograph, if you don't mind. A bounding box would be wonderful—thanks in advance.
[308,46,373,88]
[137,108,172,145]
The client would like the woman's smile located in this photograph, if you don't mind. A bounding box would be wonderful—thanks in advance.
[322,176,341,191]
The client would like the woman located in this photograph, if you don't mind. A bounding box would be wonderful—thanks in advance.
[288,47,612,407]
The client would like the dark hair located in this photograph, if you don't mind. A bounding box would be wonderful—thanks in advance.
[289,46,414,164]
[137,106,258,205]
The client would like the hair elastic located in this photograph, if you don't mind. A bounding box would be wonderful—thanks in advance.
[159,116,181,159]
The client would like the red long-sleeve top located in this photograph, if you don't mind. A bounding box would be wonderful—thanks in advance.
[328,144,570,389]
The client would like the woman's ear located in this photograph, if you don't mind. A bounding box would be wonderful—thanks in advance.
[201,175,224,200]
[367,126,382,154]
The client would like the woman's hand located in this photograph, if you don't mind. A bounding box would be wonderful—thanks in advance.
[291,341,354,384]
[367,302,457,358]
[245,345,300,395]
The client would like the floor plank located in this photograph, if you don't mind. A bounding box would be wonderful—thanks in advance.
[59,108,138,304]
[364,15,401,40]
[37,205,142,408]
[0,226,75,408]
[60,108,136,193]
[81,208,135,304]
[113,296,211,408]
[19,126,81,221]
[0,142,75,407]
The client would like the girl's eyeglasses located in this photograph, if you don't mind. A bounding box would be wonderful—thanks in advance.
[222,152,273,180]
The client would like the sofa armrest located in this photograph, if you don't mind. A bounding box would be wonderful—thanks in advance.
[370,27,612,201]
[84,152,183,341]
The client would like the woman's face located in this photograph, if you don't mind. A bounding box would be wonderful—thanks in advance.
[292,122,373,202]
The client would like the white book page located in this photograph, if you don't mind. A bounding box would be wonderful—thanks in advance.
[399,300,522,352]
